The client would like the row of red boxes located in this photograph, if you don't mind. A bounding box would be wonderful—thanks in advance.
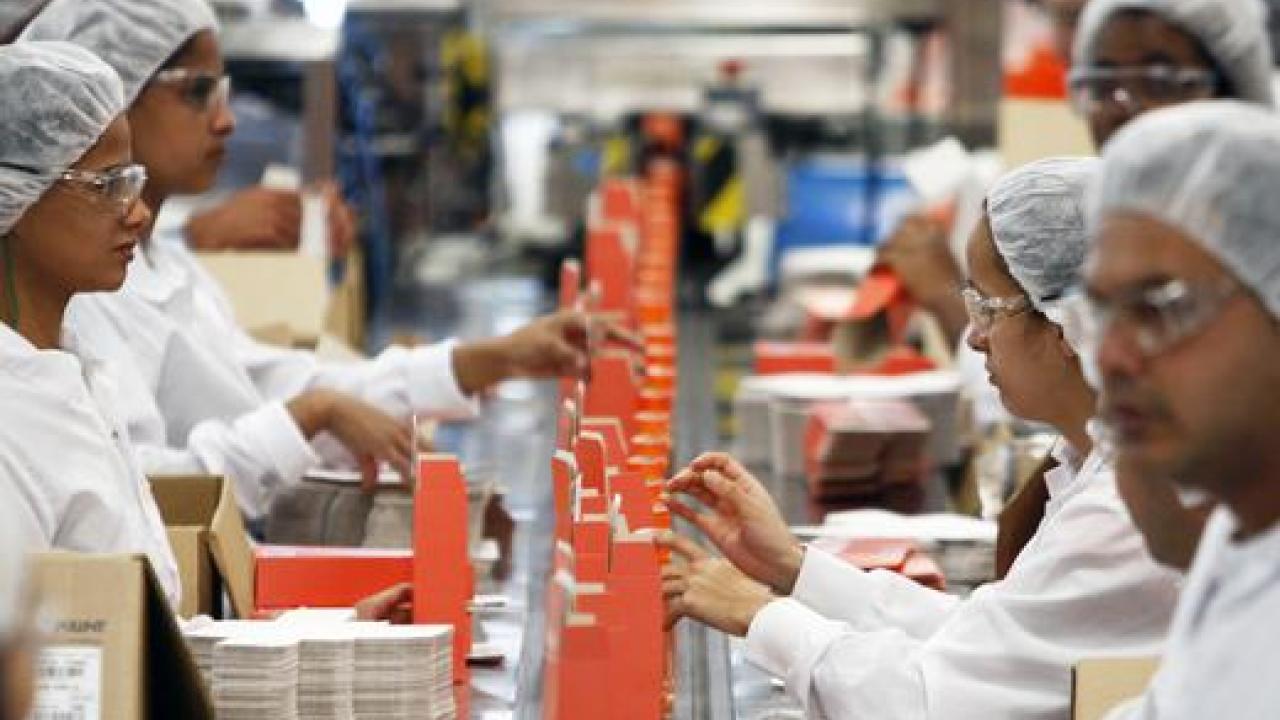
[544,162,682,720]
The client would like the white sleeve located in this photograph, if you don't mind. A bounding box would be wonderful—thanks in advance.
[132,401,318,521]
[746,598,930,719]
[792,546,961,638]
[242,339,479,422]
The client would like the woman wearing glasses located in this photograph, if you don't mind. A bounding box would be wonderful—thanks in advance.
[23,0,638,525]
[0,41,180,605]
[660,158,1181,719]
[1070,0,1274,147]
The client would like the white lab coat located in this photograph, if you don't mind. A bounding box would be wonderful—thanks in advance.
[0,322,180,607]
[745,442,1182,719]
[1106,507,1280,719]
[66,233,477,520]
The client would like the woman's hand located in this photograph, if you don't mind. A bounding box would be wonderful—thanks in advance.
[658,532,774,637]
[665,452,804,595]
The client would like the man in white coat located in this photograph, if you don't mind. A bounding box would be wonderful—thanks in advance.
[1082,100,1280,719]
[25,0,636,522]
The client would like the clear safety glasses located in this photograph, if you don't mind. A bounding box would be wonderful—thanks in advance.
[962,285,1032,335]
[57,164,148,217]
[152,69,232,113]
[1068,66,1217,115]
[1061,278,1243,361]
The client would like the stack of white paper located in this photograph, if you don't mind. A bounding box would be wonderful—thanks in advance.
[352,624,455,720]
[296,629,356,720]
[213,635,300,720]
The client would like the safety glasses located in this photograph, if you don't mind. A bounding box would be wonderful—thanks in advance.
[1064,278,1242,360]
[57,164,148,217]
[962,285,1031,335]
[1067,66,1217,115]
[152,69,232,112]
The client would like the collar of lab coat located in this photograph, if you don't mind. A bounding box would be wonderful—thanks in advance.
[124,235,190,306]
[1044,437,1086,499]
[1212,507,1280,577]
[0,318,105,402]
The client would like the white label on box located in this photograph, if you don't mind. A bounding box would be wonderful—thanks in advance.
[32,645,103,720]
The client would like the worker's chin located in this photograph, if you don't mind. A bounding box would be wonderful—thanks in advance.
[1114,439,1181,486]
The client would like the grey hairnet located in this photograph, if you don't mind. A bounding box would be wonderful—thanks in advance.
[987,157,1098,313]
[1090,100,1280,321]
[0,41,125,236]
[1073,0,1275,107]
[20,0,218,105]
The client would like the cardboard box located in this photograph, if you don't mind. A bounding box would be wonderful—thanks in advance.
[1072,657,1160,720]
[30,553,213,720]
[149,475,256,620]
[196,251,329,347]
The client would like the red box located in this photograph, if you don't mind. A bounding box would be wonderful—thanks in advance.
[254,546,412,611]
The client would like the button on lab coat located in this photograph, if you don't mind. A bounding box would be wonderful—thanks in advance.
[0,322,180,607]
[67,235,477,520]
[1106,508,1280,719]
[746,442,1182,719]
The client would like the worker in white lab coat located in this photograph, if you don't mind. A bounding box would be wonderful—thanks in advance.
[658,158,1182,719]
[0,41,180,605]
[1079,101,1280,719]
[24,0,637,522]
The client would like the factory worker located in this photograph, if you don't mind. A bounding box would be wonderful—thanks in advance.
[24,0,636,521]
[1078,101,1280,720]
[1071,0,1274,147]
[0,508,37,720]
[659,158,1181,720]
[0,41,180,605]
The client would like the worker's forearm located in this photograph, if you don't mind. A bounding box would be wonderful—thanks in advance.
[286,389,337,438]
[451,339,511,396]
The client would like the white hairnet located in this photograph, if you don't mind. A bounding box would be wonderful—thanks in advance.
[0,41,125,236]
[20,0,218,105]
[1090,100,1280,321]
[1073,0,1275,107]
[987,157,1098,312]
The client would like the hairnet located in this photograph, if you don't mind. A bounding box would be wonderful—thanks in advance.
[987,157,1098,313]
[20,0,218,105]
[0,41,125,236]
[1089,100,1280,321]
[1073,0,1275,107]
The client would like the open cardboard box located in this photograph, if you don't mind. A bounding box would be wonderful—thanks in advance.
[149,475,256,620]
[197,248,367,351]
[1071,656,1160,720]
[30,553,214,719]
[196,251,329,348]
